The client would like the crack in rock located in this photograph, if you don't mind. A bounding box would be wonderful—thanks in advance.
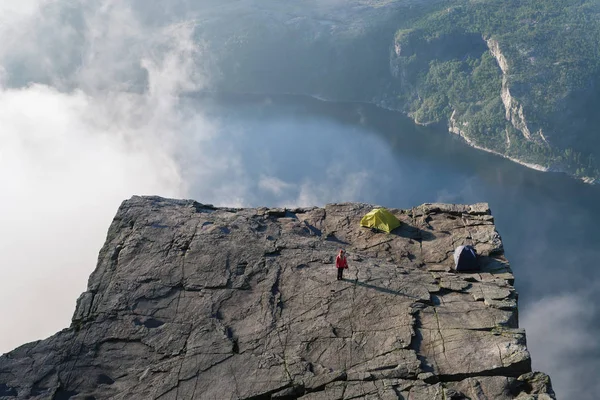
[0,197,554,400]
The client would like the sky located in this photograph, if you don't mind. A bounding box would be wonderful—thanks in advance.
[1,1,599,399]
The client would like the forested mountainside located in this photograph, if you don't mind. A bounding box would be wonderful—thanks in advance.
[389,0,600,179]
[13,0,598,179]
[193,0,600,180]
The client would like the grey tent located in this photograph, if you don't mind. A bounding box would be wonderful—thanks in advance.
[453,245,479,271]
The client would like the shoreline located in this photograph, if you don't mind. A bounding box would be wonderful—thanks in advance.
[448,119,597,185]
[448,126,549,172]
[193,89,596,184]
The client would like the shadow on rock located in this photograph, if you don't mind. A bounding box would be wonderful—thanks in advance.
[325,233,350,245]
[391,224,436,241]
[343,279,421,299]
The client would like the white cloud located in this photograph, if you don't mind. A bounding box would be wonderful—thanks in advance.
[522,293,600,399]
[258,175,295,196]
[295,168,372,207]
[0,0,217,353]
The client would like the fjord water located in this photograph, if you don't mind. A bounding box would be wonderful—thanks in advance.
[192,93,600,399]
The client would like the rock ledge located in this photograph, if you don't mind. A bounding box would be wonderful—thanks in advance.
[0,196,555,399]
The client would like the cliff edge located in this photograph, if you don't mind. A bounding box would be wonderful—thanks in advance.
[0,196,555,399]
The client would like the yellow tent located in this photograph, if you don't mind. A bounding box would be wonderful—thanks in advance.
[360,208,401,233]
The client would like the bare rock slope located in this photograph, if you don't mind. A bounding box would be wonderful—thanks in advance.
[0,196,555,399]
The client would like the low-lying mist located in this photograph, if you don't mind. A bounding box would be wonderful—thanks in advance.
[0,0,381,353]
[1,0,204,352]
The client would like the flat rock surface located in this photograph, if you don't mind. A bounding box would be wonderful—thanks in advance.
[0,196,555,399]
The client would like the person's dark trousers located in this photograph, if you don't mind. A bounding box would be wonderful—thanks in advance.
[337,268,343,280]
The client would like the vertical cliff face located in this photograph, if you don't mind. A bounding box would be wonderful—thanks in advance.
[0,196,554,399]
[486,38,547,145]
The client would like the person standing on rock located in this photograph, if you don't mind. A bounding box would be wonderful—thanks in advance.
[336,249,348,280]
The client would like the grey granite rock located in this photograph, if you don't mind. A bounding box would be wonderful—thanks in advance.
[0,196,554,399]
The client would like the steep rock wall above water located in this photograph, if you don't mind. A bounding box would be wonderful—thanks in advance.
[0,196,555,399]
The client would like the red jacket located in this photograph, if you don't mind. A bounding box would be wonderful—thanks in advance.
[336,255,348,269]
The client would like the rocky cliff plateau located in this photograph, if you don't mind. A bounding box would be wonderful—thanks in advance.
[0,196,555,399]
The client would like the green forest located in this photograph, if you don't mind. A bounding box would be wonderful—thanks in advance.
[391,0,600,179]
